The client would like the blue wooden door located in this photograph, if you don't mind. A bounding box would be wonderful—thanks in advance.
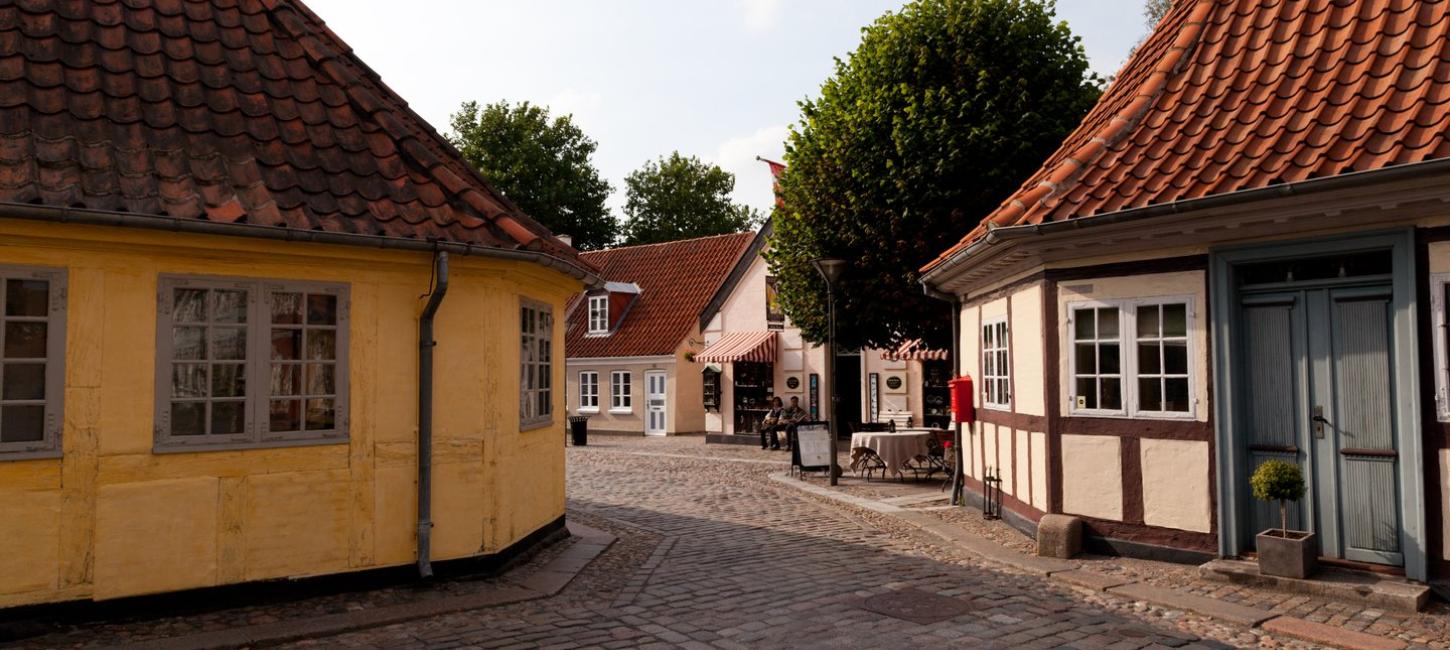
[1323,287,1402,565]
[1238,284,1402,565]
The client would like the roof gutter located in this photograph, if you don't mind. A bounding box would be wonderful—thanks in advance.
[0,202,604,289]
[921,156,1450,290]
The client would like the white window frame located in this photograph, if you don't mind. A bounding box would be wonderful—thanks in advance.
[0,265,66,459]
[1066,295,1196,420]
[154,275,350,451]
[520,299,555,429]
[587,295,609,335]
[578,371,599,413]
[1432,273,1450,421]
[610,370,633,413]
[981,316,1010,410]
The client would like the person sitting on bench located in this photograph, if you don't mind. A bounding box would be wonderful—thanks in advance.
[776,396,808,450]
[759,397,784,450]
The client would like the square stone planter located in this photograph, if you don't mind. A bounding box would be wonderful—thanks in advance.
[1256,529,1317,579]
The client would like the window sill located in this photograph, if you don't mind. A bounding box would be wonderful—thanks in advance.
[1066,411,1197,421]
[0,449,62,462]
[152,435,349,455]
[521,419,556,432]
[609,408,633,415]
[578,408,600,414]
[982,403,1012,412]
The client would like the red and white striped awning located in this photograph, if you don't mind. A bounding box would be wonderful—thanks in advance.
[881,339,949,361]
[695,331,778,363]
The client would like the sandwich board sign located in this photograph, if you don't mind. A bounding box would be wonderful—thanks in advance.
[794,422,832,472]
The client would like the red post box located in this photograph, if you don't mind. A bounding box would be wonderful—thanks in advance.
[949,375,975,424]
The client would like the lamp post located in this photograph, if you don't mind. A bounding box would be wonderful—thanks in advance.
[812,257,846,486]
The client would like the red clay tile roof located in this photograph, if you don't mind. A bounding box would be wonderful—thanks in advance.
[925,0,1450,272]
[565,232,755,359]
[0,0,580,264]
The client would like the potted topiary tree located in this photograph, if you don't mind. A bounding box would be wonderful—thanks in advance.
[1251,459,1316,579]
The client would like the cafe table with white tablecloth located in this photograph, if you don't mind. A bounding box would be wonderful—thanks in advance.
[849,429,935,476]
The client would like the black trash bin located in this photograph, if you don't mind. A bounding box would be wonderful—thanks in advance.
[568,416,589,446]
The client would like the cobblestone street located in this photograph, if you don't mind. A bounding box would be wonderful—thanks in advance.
[280,437,1278,650]
[21,436,1447,649]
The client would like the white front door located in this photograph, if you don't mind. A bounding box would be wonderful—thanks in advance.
[645,371,667,436]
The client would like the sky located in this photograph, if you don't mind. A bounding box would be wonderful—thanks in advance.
[304,0,1151,219]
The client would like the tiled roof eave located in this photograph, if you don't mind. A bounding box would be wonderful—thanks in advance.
[0,200,604,288]
[921,155,1450,289]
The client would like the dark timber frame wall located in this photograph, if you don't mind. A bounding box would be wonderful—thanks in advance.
[960,257,1220,561]
[1417,226,1450,580]
[1045,256,1218,557]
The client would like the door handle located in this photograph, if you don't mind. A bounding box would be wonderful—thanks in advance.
[1311,406,1327,438]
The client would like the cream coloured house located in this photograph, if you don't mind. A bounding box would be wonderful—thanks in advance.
[697,223,949,440]
[565,233,755,435]
[922,0,1450,584]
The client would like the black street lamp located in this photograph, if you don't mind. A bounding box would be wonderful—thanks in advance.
[812,257,846,486]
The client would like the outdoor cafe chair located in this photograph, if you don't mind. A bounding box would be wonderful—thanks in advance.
[850,446,888,481]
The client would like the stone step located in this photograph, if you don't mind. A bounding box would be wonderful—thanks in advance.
[879,493,951,506]
[1105,582,1277,627]
[1199,559,1430,613]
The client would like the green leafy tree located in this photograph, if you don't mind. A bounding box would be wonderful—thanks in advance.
[768,0,1102,349]
[448,101,617,250]
[1144,0,1174,28]
[1251,460,1306,537]
[619,152,763,245]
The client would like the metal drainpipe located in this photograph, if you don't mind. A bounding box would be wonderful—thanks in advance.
[417,251,449,579]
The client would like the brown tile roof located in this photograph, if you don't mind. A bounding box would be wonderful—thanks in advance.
[565,232,755,359]
[0,0,581,264]
[925,0,1450,272]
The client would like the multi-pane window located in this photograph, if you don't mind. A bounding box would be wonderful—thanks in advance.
[166,284,250,439]
[520,300,554,427]
[579,371,599,411]
[611,370,632,411]
[1069,298,1194,417]
[267,290,342,434]
[0,267,65,457]
[156,277,347,449]
[1136,303,1190,413]
[1071,306,1123,412]
[981,318,1010,408]
[587,295,608,334]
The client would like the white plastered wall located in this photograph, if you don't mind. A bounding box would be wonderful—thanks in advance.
[956,282,1048,510]
[1010,284,1046,417]
[1061,434,1123,521]
[703,249,827,434]
[1140,438,1211,532]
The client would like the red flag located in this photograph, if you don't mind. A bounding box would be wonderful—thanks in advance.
[758,157,786,208]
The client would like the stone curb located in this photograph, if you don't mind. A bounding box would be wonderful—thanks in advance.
[113,523,616,650]
[766,473,1412,648]
[578,448,789,466]
[1105,582,1277,627]
[1201,559,1429,614]
[1261,616,1408,650]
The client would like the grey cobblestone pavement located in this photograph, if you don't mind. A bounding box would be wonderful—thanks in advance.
[18,435,1442,648]
[282,436,1304,649]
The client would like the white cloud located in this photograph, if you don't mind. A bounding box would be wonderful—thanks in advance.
[739,0,783,33]
[711,124,790,214]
